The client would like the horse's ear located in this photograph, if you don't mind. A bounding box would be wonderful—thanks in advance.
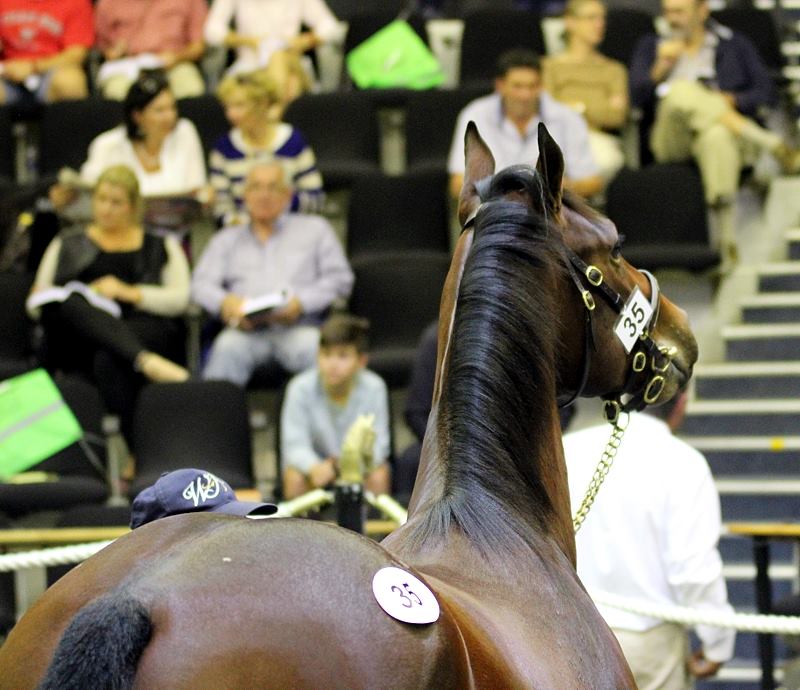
[457,122,495,228]
[535,123,564,212]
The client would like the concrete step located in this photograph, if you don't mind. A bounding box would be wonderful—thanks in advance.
[683,435,800,477]
[723,323,800,361]
[719,532,794,565]
[786,228,800,262]
[693,362,800,398]
[757,262,800,293]
[715,478,800,521]
[683,399,800,436]
[741,293,800,324]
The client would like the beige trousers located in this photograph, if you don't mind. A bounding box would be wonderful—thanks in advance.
[589,129,625,183]
[650,80,740,205]
[613,623,693,690]
[100,62,205,101]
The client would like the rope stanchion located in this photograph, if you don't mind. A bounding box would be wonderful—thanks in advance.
[365,492,408,525]
[270,489,335,518]
[591,589,800,635]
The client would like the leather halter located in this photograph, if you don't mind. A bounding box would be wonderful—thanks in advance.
[558,247,674,423]
[461,204,674,425]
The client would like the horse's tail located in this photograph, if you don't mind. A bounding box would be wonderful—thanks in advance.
[38,592,152,690]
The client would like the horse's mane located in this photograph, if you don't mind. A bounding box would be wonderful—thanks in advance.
[411,166,566,556]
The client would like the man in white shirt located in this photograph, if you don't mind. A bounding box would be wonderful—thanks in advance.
[447,48,603,200]
[563,392,735,689]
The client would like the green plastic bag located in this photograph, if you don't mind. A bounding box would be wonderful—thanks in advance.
[0,369,82,479]
[346,20,444,90]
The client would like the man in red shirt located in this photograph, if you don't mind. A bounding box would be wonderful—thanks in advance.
[0,0,93,104]
[94,0,208,100]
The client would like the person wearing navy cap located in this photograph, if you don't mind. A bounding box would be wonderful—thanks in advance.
[130,468,278,529]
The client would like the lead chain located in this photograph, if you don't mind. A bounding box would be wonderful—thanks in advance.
[572,411,629,532]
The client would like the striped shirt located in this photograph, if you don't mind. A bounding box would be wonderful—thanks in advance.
[209,123,324,223]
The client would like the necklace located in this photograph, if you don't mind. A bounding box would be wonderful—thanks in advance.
[135,141,162,171]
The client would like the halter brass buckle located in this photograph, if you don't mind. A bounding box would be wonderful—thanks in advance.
[603,399,621,424]
[632,351,647,372]
[582,290,596,311]
[644,375,665,403]
[585,265,603,286]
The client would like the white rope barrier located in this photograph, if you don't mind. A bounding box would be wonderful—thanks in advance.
[0,540,114,573]
[591,589,800,635]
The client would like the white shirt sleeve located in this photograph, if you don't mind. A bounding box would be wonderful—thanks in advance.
[663,455,736,662]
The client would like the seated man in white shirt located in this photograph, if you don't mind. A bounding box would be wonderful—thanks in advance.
[562,391,735,690]
[448,48,603,200]
[191,161,353,386]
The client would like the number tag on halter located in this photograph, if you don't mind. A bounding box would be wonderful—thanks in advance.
[614,286,654,353]
[372,566,440,624]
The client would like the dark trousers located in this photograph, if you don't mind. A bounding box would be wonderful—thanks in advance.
[41,294,185,436]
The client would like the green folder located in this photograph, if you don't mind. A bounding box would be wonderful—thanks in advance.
[0,369,82,479]
[346,20,444,90]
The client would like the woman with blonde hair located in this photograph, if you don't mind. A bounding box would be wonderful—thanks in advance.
[542,0,628,182]
[28,165,191,435]
[210,70,324,224]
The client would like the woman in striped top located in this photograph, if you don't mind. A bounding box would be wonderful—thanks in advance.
[209,70,324,225]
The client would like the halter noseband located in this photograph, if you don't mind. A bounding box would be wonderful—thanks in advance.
[558,247,676,423]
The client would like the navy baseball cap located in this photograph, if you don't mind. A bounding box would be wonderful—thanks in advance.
[130,468,278,529]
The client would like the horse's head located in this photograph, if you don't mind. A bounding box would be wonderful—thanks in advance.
[447,122,698,417]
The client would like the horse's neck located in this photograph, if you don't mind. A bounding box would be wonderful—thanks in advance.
[403,400,576,567]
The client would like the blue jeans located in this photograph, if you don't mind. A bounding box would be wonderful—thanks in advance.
[202,325,319,386]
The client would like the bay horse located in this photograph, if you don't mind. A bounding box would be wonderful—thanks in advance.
[0,124,697,689]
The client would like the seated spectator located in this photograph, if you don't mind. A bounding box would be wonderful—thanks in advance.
[280,314,391,500]
[191,161,353,387]
[203,0,339,113]
[543,0,628,182]
[130,468,277,529]
[630,0,800,265]
[49,70,208,222]
[563,392,735,688]
[27,165,190,437]
[448,49,603,199]
[0,0,92,105]
[210,70,324,225]
[94,0,207,100]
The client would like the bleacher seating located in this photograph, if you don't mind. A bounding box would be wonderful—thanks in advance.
[129,380,256,497]
[37,98,123,178]
[605,163,720,272]
[459,9,546,87]
[346,170,451,258]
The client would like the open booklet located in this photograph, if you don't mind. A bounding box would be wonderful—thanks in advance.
[241,289,289,324]
[26,281,122,318]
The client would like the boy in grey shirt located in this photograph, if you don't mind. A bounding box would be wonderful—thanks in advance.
[280,314,391,499]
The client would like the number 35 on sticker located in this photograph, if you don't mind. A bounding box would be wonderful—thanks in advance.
[614,286,654,353]
[372,566,440,624]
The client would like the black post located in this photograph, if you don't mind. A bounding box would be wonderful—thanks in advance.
[335,483,364,534]
[754,536,774,690]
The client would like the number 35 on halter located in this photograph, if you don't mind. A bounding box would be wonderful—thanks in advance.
[614,286,654,353]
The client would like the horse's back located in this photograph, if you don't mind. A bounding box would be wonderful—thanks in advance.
[0,515,471,689]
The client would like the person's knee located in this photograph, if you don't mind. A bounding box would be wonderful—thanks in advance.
[282,467,309,499]
[48,66,88,101]
[277,327,319,372]
[100,75,133,101]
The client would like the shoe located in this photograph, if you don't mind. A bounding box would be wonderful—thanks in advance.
[135,352,189,383]
[774,143,800,175]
